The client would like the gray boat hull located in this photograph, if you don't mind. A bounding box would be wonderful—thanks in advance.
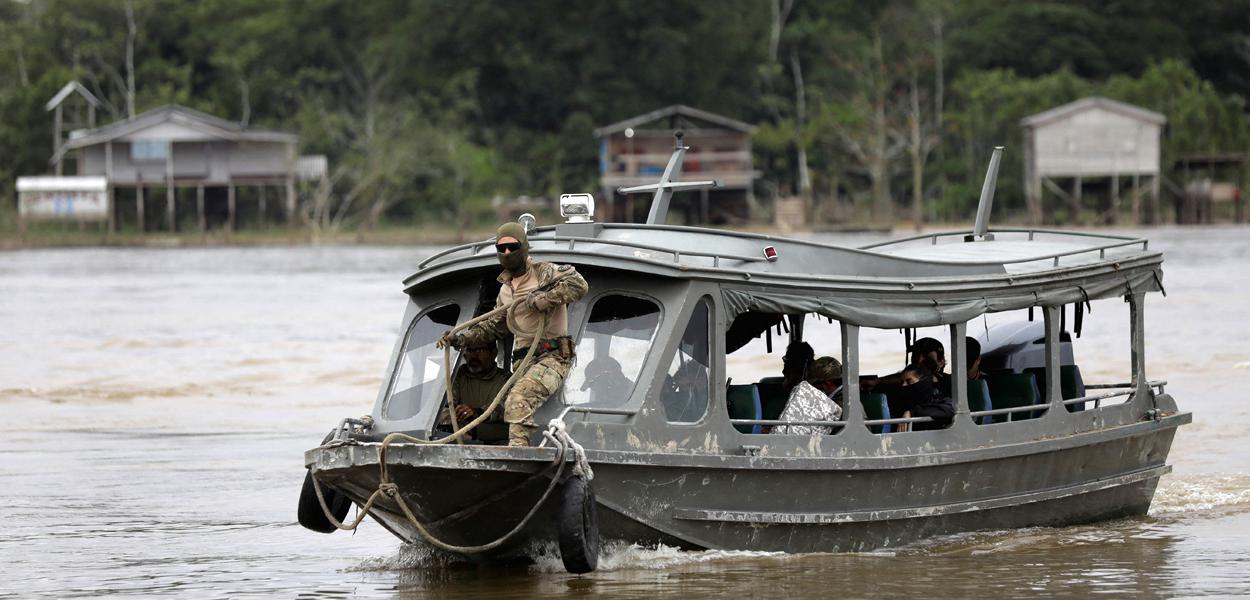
[306,414,1184,558]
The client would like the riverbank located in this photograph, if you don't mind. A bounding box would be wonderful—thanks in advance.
[0,224,501,250]
[0,219,1207,250]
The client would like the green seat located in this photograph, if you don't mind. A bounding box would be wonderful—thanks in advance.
[727,384,762,434]
[967,379,993,425]
[1025,366,1088,412]
[984,372,1042,423]
[859,391,892,434]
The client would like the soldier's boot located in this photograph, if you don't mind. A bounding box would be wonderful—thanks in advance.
[508,423,536,447]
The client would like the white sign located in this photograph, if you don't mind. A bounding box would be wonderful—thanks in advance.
[16,176,110,221]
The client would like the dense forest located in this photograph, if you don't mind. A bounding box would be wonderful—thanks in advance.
[3,0,1250,231]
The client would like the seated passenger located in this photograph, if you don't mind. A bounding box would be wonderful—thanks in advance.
[436,343,511,443]
[772,344,843,435]
[937,337,983,398]
[580,355,635,406]
[662,359,711,422]
[866,337,955,431]
[809,356,845,410]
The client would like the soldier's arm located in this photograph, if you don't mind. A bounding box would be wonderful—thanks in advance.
[542,265,588,306]
[458,296,509,347]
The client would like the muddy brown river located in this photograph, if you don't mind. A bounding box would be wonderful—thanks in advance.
[2,227,1248,598]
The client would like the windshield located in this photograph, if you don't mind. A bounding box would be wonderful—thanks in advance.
[384,304,460,420]
[564,294,661,408]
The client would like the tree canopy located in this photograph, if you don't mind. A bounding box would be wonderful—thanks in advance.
[2,0,1249,230]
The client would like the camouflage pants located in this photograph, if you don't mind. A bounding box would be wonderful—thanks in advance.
[504,354,572,446]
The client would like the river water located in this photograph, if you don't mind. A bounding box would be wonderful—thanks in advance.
[1,227,1248,598]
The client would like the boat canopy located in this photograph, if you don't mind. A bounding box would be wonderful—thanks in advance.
[721,264,1160,328]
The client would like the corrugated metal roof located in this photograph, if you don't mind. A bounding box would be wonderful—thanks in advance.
[1020,96,1166,128]
[593,105,757,137]
[59,105,297,150]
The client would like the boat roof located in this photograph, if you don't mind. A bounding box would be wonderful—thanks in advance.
[405,223,1163,328]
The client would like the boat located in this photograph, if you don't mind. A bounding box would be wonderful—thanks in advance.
[298,135,1189,573]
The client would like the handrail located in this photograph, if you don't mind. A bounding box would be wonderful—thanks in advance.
[729,416,936,427]
[969,404,1051,418]
[860,234,1150,268]
[418,233,767,271]
[730,419,847,428]
[548,235,767,266]
[419,226,1152,275]
[859,227,1146,250]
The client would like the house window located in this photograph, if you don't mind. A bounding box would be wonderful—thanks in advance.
[131,140,169,162]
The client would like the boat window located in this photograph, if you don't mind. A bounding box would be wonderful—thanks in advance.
[384,304,460,421]
[724,312,846,435]
[970,301,1134,425]
[564,294,661,408]
[662,298,711,423]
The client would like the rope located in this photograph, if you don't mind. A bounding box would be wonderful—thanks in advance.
[311,271,589,554]
[548,418,594,481]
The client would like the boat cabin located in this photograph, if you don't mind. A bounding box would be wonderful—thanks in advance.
[378,219,1171,458]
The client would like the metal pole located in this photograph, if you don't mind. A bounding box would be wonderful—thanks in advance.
[972,146,1004,240]
[645,132,688,225]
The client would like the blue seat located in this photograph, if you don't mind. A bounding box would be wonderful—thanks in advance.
[727,384,763,434]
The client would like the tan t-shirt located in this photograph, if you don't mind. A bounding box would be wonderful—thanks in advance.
[498,263,569,348]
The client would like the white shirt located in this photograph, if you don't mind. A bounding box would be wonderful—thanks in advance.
[773,381,843,435]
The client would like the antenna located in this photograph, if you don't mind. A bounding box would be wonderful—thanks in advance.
[971,146,1004,241]
[617,130,719,225]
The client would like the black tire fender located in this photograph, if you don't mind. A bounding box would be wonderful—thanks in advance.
[297,431,353,533]
[557,474,600,574]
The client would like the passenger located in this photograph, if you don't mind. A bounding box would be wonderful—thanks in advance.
[865,337,955,431]
[908,338,956,431]
[662,359,711,422]
[893,365,925,432]
[435,343,511,443]
[937,337,983,398]
[808,356,845,410]
[438,222,589,446]
[580,355,634,406]
[772,344,843,435]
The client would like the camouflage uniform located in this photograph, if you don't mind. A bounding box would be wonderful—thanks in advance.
[436,365,511,443]
[773,356,843,436]
[458,259,588,446]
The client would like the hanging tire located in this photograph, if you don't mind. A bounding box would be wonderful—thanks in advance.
[557,475,600,574]
[298,470,352,533]
[298,430,352,533]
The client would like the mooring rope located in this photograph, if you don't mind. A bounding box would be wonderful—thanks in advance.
[311,272,588,554]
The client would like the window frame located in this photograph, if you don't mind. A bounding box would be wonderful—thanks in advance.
[564,289,665,411]
[659,295,714,425]
[381,301,461,421]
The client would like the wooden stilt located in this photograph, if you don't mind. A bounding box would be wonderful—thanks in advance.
[137,185,145,233]
[259,185,267,229]
[197,185,206,233]
[227,185,236,234]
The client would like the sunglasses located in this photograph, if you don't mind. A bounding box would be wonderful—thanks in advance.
[495,242,522,253]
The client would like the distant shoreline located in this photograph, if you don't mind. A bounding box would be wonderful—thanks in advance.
[0,221,1226,250]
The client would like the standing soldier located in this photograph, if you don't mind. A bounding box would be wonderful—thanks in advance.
[438,222,588,447]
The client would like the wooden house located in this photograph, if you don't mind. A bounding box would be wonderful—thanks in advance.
[1021,97,1166,224]
[594,105,758,224]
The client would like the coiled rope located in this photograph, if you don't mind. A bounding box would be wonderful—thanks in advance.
[310,273,586,554]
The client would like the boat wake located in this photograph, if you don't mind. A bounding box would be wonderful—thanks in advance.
[1150,473,1250,515]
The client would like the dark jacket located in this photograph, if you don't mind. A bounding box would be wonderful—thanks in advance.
[876,366,955,431]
